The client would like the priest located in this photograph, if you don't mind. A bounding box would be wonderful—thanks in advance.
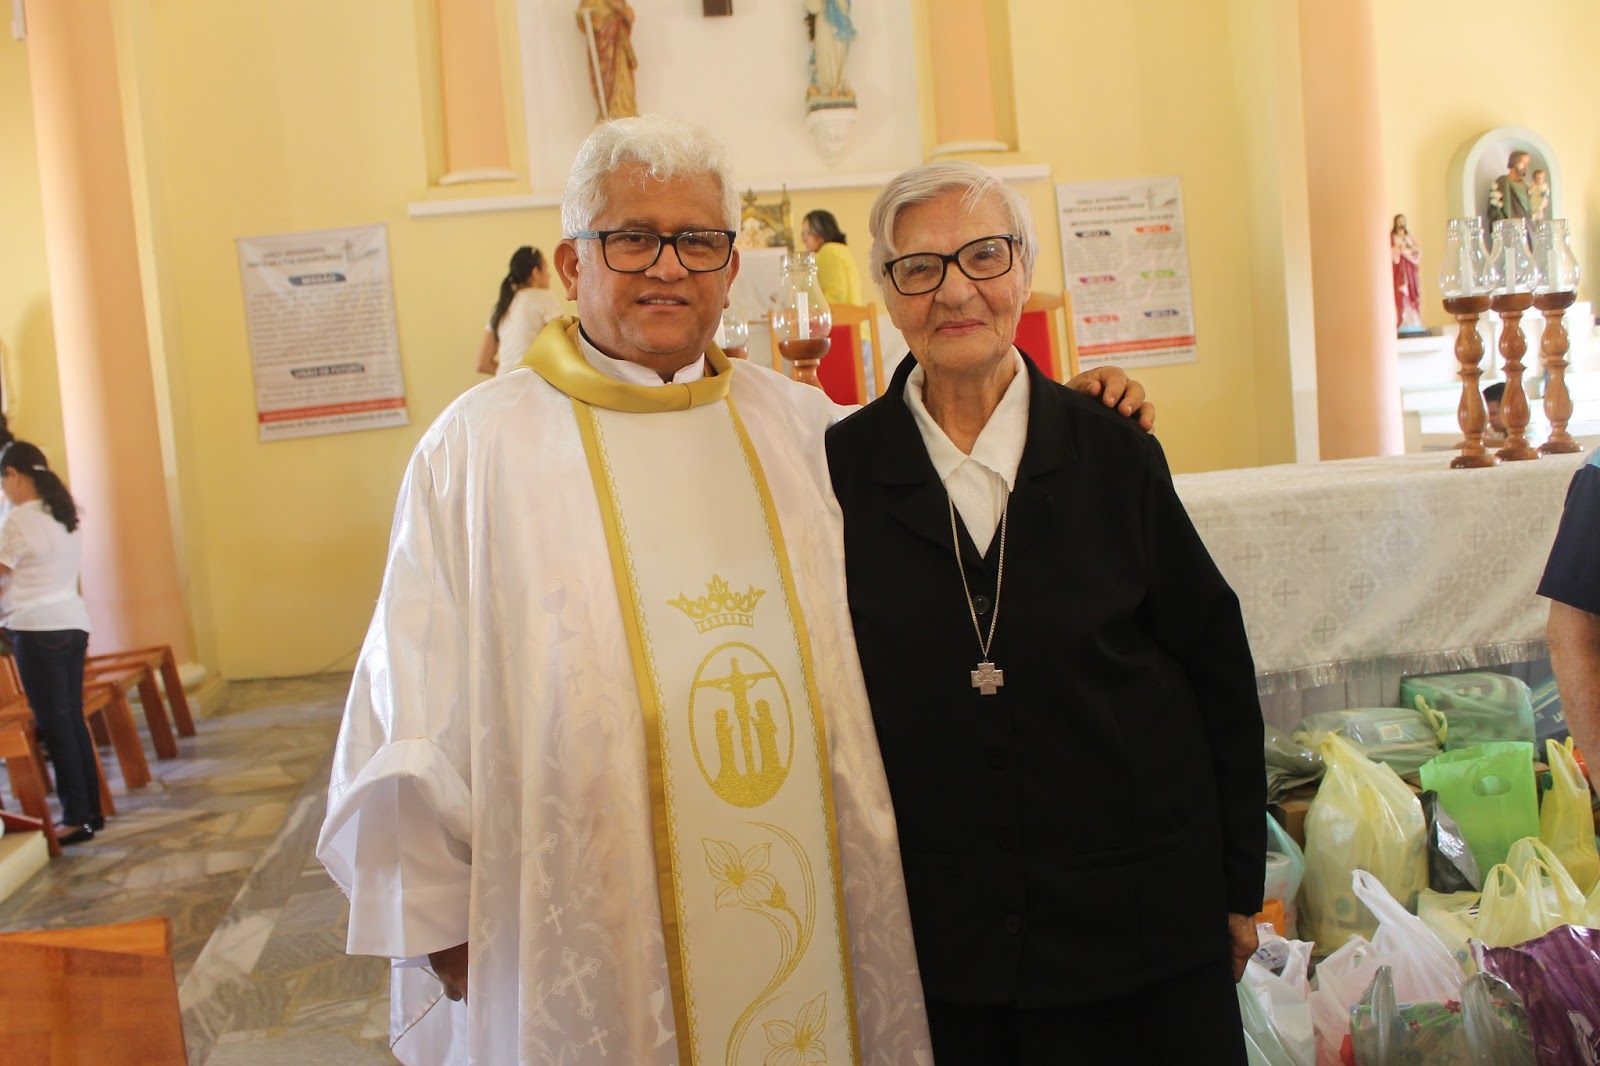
[317,114,1150,1065]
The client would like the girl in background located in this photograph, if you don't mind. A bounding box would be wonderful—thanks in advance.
[476,246,564,376]
[0,441,98,845]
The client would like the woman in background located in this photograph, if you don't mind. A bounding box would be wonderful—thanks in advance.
[476,246,564,376]
[801,209,863,305]
[0,441,98,845]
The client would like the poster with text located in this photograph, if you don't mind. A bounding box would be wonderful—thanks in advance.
[1055,177,1197,369]
[236,225,409,441]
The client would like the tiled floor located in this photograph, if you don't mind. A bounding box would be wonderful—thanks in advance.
[0,673,395,1064]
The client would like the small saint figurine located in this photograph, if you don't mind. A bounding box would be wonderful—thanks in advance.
[1391,213,1426,336]
[804,0,856,106]
[577,0,638,121]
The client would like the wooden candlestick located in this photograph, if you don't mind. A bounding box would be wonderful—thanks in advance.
[1444,295,1497,469]
[1533,290,1584,455]
[1490,291,1539,461]
[778,336,830,389]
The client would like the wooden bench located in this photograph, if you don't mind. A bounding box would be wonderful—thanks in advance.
[0,917,188,1063]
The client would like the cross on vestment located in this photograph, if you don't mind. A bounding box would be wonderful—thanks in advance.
[554,948,602,1019]
[971,660,1004,696]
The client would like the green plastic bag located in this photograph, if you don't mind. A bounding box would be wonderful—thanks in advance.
[1419,742,1539,878]
[1301,735,1426,952]
[1400,672,1536,750]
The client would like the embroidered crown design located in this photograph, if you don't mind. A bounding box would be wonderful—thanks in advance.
[668,575,766,632]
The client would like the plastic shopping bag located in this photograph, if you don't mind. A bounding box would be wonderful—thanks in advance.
[1479,924,1600,1066]
[1266,724,1325,803]
[1418,742,1540,878]
[1475,843,1588,948]
[1300,736,1426,952]
[1306,871,1462,1066]
[1421,790,1481,892]
[1349,966,1535,1066]
[1263,813,1306,938]
[1239,959,1315,1066]
[1538,738,1599,893]
[1417,888,1481,973]
[1292,707,1444,778]
[1399,671,1536,750]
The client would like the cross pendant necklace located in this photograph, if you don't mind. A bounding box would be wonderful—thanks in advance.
[948,493,1008,696]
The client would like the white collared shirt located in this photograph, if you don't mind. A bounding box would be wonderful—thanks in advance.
[903,348,1029,555]
[577,329,707,385]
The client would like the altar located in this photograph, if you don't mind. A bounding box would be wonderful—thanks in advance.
[1173,450,1588,729]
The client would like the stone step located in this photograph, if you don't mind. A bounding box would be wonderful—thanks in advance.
[0,831,49,905]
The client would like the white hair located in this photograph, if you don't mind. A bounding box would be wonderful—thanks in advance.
[561,115,740,235]
[867,161,1038,281]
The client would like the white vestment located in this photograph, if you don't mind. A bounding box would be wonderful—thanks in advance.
[317,335,930,1065]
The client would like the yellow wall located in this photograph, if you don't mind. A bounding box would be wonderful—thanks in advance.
[0,39,67,471]
[1374,0,1600,331]
[115,0,562,678]
[1005,2,1286,472]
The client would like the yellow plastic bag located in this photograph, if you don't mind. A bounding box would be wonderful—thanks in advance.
[1301,734,1427,952]
[1477,845,1589,947]
[1538,738,1599,893]
[1417,888,1482,973]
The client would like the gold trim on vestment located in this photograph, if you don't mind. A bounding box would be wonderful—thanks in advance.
[571,400,694,1056]
[523,317,731,411]
[724,399,862,1059]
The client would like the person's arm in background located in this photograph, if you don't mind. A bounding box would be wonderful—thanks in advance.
[1548,601,1600,785]
[1537,456,1600,784]
[476,327,499,375]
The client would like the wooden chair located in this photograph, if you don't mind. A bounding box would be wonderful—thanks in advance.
[0,718,59,858]
[85,657,178,761]
[0,917,188,1063]
[1014,290,1080,382]
[770,302,884,406]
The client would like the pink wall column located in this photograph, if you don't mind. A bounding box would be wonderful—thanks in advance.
[24,1,192,657]
[437,0,511,178]
[925,0,1011,154]
[1298,0,1403,458]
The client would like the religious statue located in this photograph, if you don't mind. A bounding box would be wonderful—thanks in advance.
[1390,214,1425,336]
[804,0,856,107]
[1529,168,1551,221]
[577,0,638,122]
[1487,150,1532,223]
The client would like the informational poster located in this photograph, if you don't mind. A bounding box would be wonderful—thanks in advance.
[1055,177,1198,369]
[236,225,408,441]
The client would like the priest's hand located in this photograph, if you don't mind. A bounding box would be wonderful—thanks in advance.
[1066,366,1156,432]
[1226,912,1258,982]
[428,942,470,1002]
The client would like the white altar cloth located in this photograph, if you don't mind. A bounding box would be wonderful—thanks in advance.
[1173,450,1586,702]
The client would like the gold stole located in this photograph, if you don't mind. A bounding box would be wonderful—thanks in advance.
[525,321,860,1066]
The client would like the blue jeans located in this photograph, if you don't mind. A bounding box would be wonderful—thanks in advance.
[11,629,97,826]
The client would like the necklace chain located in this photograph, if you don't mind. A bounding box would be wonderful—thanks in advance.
[948,493,1008,660]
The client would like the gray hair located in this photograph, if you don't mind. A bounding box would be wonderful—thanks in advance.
[868,161,1038,281]
[561,115,740,235]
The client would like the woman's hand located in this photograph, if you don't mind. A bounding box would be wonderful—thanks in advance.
[428,942,470,1002]
[1226,912,1259,982]
[1066,366,1156,431]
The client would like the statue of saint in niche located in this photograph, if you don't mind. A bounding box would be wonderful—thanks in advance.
[577,0,638,121]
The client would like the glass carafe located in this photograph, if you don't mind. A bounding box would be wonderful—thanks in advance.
[771,251,832,388]
[715,307,750,360]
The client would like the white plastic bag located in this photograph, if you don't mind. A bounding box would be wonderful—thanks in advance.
[1240,957,1316,1066]
[1307,871,1464,1066]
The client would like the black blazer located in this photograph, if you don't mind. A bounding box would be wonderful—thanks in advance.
[826,352,1266,1008]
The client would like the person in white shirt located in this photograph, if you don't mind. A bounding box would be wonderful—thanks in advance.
[475,245,566,376]
[0,440,98,845]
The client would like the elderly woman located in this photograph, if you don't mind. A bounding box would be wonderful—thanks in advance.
[825,162,1265,1064]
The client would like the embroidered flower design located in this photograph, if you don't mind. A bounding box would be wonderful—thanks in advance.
[705,839,778,909]
[762,992,828,1066]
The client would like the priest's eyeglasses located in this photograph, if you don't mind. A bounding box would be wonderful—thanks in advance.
[570,229,737,273]
[882,235,1017,296]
